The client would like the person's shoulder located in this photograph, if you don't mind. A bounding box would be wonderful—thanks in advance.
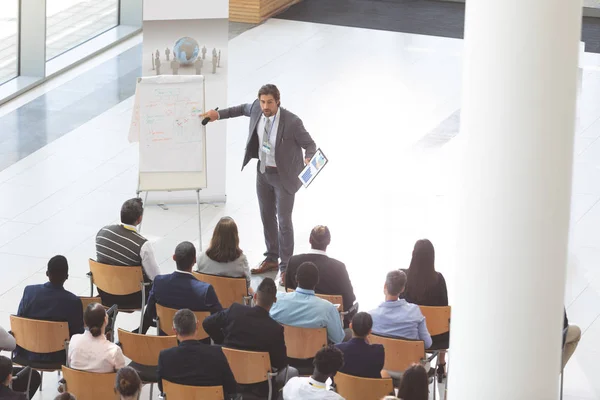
[281,107,302,122]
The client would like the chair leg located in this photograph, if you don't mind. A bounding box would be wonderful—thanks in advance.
[149,383,154,400]
[25,368,32,400]
[560,369,564,400]
[40,371,43,391]
[432,356,438,400]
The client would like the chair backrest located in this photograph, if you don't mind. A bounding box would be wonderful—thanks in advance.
[10,315,69,353]
[334,372,394,400]
[282,325,327,359]
[79,297,102,314]
[192,272,248,309]
[117,328,177,366]
[222,348,272,384]
[89,259,144,296]
[368,334,425,372]
[62,366,119,400]
[155,304,210,340]
[285,289,343,312]
[162,380,224,400]
[419,305,451,336]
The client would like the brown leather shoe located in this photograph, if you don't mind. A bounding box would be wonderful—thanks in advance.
[279,272,286,286]
[251,260,279,274]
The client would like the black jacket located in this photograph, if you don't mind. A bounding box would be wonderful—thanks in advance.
[0,385,27,400]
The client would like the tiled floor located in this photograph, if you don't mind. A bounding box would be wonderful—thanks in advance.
[0,19,599,399]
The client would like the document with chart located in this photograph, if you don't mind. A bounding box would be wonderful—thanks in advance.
[298,148,328,188]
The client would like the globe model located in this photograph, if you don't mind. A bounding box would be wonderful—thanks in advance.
[173,37,200,65]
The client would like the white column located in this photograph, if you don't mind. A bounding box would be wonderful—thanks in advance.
[450,1,582,399]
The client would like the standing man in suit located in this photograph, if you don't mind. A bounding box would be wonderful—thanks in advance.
[157,309,238,397]
[335,312,384,379]
[285,225,356,316]
[203,278,298,398]
[202,84,317,282]
[140,241,222,335]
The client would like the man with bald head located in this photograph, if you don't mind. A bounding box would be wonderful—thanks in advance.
[140,241,222,334]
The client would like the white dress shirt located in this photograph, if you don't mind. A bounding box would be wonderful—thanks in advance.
[257,107,281,167]
[283,377,344,400]
[68,330,126,373]
[307,249,328,256]
[122,223,160,280]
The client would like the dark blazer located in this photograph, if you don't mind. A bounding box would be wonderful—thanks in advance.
[0,385,27,400]
[157,340,237,396]
[143,271,222,334]
[203,303,287,369]
[285,252,356,312]
[335,338,385,379]
[218,100,317,194]
[16,282,84,362]
[402,271,448,307]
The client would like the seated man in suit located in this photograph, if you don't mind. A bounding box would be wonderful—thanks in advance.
[335,312,384,378]
[203,278,298,398]
[370,270,432,348]
[285,226,356,319]
[270,262,346,344]
[0,327,40,399]
[157,309,238,397]
[0,356,27,400]
[16,255,84,363]
[95,197,160,309]
[140,241,222,335]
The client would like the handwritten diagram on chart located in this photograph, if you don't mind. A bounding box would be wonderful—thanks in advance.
[136,76,205,173]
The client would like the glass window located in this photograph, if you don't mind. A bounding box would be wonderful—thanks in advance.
[0,1,19,84]
[46,0,119,61]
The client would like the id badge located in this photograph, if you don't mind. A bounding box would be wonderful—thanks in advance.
[262,142,272,155]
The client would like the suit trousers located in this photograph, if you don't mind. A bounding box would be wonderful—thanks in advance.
[256,164,295,271]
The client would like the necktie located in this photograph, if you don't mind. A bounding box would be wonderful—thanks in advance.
[260,117,272,173]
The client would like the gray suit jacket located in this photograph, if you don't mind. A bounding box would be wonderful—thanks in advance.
[218,99,317,194]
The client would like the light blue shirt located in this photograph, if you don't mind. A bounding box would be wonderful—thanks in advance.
[270,288,345,344]
[369,299,432,349]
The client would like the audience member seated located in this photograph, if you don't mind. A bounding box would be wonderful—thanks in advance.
[68,303,126,372]
[54,393,76,400]
[335,312,384,378]
[140,241,222,335]
[397,364,428,400]
[282,346,345,400]
[285,226,356,317]
[196,217,253,294]
[563,309,581,369]
[16,255,84,363]
[370,270,431,349]
[0,327,40,399]
[115,367,142,400]
[95,197,160,309]
[157,309,238,397]
[0,356,31,400]
[402,239,448,378]
[203,278,298,398]
[270,262,346,344]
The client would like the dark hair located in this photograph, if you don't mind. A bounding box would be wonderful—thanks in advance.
[309,225,331,251]
[48,255,69,285]
[205,217,243,263]
[351,312,373,337]
[173,309,197,337]
[120,198,144,225]
[258,84,281,105]
[296,262,319,290]
[256,278,277,308]
[54,393,77,400]
[397,364,429,400]
[385,270,406,297]
[405,239,439,304]
[174,241,196,271]
[313,345,344,376]
[84,303,106,337]
[115,367,141,397]
[0,356,12,383]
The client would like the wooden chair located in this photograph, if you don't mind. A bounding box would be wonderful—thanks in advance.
[334,372,393,400]
[155,304,210,339]
[192,272,252,309]
[88,259,150,331]
[117,328,178,399]
[368,334,429,374]
[79,296,102,314]
[10,316,70,399]
[282,325,327,359]
[61,366,119,400]
[222,348,277,400]
[159,380,224,400]
[419,305,451,399]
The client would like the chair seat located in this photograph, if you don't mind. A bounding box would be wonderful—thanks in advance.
[12,354,63,371]
[128,362,158,383]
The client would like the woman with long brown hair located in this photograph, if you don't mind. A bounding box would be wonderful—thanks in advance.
[196,216,252,292]
[403,239,448,382]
